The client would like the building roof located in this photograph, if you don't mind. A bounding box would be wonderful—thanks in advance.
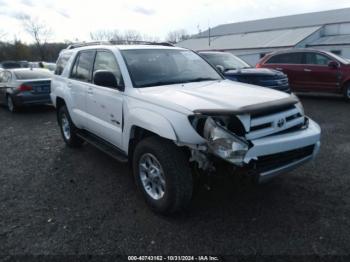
[177,26,321,51]
[197,8,350,38]
[307,34,350,46]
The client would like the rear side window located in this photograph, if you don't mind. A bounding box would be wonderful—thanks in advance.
[303,53,331,66]
[55,52,72,75]
[70,51,95,82]
[266,53,303,64]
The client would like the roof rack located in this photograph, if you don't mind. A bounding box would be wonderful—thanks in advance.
[66,40,175,50]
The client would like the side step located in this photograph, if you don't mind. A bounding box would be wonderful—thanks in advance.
[76,130,128,163]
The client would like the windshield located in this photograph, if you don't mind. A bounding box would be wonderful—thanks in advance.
[121,49,223,88]
[200,52,251,70]
[325,52,350,64]
[14,70,52,80]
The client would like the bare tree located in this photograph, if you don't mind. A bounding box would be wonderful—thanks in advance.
[21,15,52,60]
[142,34,160,43]
[90,29,123,41]
[166,29,190,43]
[123,30,142,43]
[90,29,162,44]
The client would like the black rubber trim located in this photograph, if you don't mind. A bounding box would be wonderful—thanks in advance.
[193,96,299,116]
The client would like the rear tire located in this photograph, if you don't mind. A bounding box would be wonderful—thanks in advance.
[58,105,84,147]
[133,136,193,214]
[6,95,17,113]
[344,83,350,101]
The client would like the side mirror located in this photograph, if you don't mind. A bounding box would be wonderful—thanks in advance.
[93,70,122,90]
[328,61,339,69]
[216,65,225,73]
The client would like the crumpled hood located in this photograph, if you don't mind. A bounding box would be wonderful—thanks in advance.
[133,80,292,114]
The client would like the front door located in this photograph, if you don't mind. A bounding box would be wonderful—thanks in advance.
[299,52,340,92]
[85,50,125,148]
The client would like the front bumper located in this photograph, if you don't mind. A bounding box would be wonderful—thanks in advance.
[244,118,321,182]
[256,141,320,183]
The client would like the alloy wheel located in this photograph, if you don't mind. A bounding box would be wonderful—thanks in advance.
[139,153,166,200]
[61,113,71,140]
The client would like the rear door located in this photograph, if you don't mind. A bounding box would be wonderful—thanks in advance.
[299,52,340,92]
[263,52,304,91]
[68,50,96,129]
[85,50,125,148]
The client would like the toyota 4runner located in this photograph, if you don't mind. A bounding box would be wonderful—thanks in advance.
[51,43,321,214]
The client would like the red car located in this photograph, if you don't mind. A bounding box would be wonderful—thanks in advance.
[257,49,350,100]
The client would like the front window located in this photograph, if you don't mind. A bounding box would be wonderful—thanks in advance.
[303,53,332,65]
[121,49,223,88]
[201,52,251,71]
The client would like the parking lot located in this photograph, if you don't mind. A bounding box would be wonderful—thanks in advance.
[0,95,349,256]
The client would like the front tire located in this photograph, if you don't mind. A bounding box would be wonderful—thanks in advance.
[344,83,350,101]
[58,105,83,147]
[133,136,193,214]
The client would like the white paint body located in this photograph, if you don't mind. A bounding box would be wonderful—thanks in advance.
[50,45,321,178]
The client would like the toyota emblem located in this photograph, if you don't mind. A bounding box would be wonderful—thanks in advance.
[277,118,285,128]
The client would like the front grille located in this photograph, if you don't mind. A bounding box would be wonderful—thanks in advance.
[253,145,315,172]
[246,105,305,140]
[238,75,289,88]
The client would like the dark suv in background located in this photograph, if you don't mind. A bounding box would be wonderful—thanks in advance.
[257,49,350,100]
[199,51,290,93]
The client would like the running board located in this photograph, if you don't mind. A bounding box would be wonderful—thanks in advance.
[76,130,128,163]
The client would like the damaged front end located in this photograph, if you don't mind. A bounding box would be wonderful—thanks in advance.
[185,97,321,183]
[188,114,250,168]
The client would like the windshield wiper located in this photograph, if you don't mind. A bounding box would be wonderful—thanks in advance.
[139,80,184,88]
[224,67,237,71]
[182,77,220,83]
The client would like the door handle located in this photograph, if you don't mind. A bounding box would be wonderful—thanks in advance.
[67,82,73,88]
[87,87,93,95]
[276,68,283,71]
[304,68,312,72]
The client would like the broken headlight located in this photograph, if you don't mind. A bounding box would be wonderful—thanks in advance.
[203,117,249,166]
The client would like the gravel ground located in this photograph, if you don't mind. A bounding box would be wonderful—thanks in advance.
[0,95,350,259]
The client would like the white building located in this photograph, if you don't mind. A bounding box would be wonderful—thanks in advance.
[177,8,350,65]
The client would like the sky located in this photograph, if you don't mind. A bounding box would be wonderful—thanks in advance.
[1,0,350,43]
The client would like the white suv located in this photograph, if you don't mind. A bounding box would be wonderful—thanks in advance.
[51,43,321,214]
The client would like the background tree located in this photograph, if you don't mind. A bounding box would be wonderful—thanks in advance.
[123,30,142,43]
[90,30,123,41]
[166,29,190,43]
[21,15,53,60]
